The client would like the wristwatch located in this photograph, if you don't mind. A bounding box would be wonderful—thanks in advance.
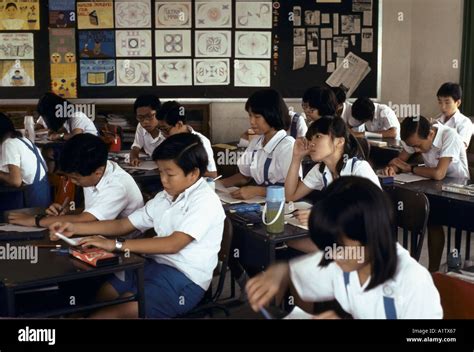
[114,237,126,252]
[59,133,65,140]
[35,214,47,227]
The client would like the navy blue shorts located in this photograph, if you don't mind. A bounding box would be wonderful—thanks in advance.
[108,259,205,318]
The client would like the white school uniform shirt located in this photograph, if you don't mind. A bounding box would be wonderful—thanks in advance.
[288,111,308,139]
[238,129,298,186]
[341,102,364,133]
[349,103,400,139]
[436,110,473,148]
[290,244,443,319]
[303,159,381,190]
[38,112,98,135]
[187,126,217,173]
[128,178,225,290]
[401,123,469,179]
[131,123,165,157]
[1,137,47,185]
[83,161,144,222]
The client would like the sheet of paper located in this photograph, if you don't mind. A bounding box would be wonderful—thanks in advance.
[121,160,158,170]
[117,59,152,86]
[393,173,429,183]
[0,33,34,60]
[0,224,46,233]
[194,59,230,85]
[196,0,231,28]
[326,52,371,97]
[309,51,318,65]
[365,131,383,139]
[77,0,114,29]
[236,1,272,29]
[155,1,191,28]
[0,60,34,87]
[80,59,116,86]
[293,6,301,26]
[116,30,152,57]
[292,46,306,70]
[195,30,231,57]
[304,10,320,26]
[236,31,271,59]
[321,40,326,66]
[49,0,76,28]
[115,0,151,28]
[307,28,319,50]
[320,28,333,39]
[327,41,332,62]
[155,30,191,57]
[333,14,339,35]
[363,11,373,26]
[341,15,361,34]
[156,59,192,86]
[293,28,305,45]
[362,28,373,53]
[284,306,314,319]
[78,30,114,58]
[353,0,373,12]
[0,0,40,30]
[321,13,330,24]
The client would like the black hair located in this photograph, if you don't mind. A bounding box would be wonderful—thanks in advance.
[352,97,375,122]
[0,112,22,143]
[245,89,290,131]
[302,87,337,116]
[157,100,186,125]
[6,3,17,10]
[133,94,162,114]
[437,82,462,102]
[330,86,348,105]
[400,116,431,141]
[308,176,398,291]
[59,134,108,176]
[152,133,208,177]
[306,116,364,175]
[37,92,72,132]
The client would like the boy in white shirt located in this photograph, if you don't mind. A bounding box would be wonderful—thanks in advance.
[349,97,400,139]
[130,94,165,166]
[436,82,473,148]
[383,116,469,272]
[9,134,143,236]
[48,134,226,318]
[156,100,217,178]
[247,177,442,319]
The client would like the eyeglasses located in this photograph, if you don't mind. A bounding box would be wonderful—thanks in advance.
[136,112,156,122]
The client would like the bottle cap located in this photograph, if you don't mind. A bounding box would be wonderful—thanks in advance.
[266,186,285,202]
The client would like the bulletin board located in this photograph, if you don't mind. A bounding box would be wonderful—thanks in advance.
[0,0,379,100]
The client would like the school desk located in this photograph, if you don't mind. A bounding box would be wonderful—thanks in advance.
[432,272,474,319]
[0,239,145,318]
[227,209,308,272]
[383,177,473,260]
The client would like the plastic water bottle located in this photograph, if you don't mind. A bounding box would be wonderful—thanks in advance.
[24,115,35,142]
[262,186,285,234]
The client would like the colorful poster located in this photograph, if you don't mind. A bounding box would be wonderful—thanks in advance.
[51,65,77,98]
[116,30,152,57]
[195,0,231,28]
[49,0,75,28]
[155,1,191,28]
[115,0,151,28]
[79,30,115,58]
[194,59,229,85]
[77,0,114,29]
[156,59,192,86]
[155,30,191,57]
[235,60,270,87]
[236,1,272,29]
[195,31,231,57]
[49,29,76,64]
[0,33,34,59]
[235,31,271,59]
[117,59,152,86]
[80,59,116,86]
[0,0,40,30]
[0,60,34,86]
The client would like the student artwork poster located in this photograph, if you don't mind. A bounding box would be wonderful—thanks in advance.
[0,60,34,86]
[77,0,114,29]
[0,0,40,30]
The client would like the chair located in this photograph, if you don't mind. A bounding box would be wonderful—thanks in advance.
[385,186,430,261]
[181,216,234,318]
[432,272,474,319]
[356,137,371,161]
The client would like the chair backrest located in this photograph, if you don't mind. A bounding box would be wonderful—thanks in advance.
[210,216,233,302]
[356,137,371,161]
[385,186,430,261]
[432,272,474,319]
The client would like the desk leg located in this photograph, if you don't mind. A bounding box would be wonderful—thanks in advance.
[136,266,145,318]
[6,289,15,317]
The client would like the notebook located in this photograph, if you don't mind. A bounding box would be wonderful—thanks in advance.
[121,160,158,171]
[393,173,429,183]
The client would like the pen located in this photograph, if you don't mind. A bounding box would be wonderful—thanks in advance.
[260,307,273,320]
[37,244,61,248]
[58,197,70,215]
[213,175,223,181]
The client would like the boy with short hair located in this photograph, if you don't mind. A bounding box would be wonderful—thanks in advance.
[349,97,400,139]
[436,82,473,148]
[9,134,144,236]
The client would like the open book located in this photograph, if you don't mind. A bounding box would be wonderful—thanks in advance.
[284,202,312,230]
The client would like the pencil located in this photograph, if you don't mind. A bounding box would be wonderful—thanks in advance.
[36,244,61,248]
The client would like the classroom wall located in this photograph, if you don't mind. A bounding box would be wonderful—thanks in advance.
[210,0,464,143]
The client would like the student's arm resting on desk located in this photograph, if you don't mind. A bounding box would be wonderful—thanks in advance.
[49,218,136,239]
[220,173,251,188]
[230,185,266,200]
[412,157,452,181]
[0,164,22,188]
[383,150,411,175]
[8,211,97,227]
[78,232,194,254]
[129,147,141,166]
[376,127,398,139]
